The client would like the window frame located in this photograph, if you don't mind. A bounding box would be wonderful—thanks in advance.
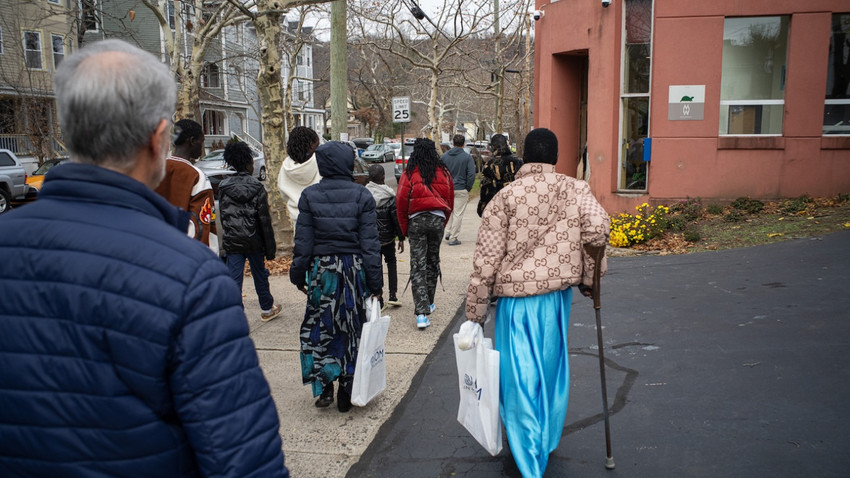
[719,15,789,137]
[23,30,44,70]
[48,0,61,4]
[202,109,227,136]
[201,63,221,89]
[823,13,850,136]
[51,34,65,70]
[617,0,653,193]
[0,26,4,55]
[82,0,99,33]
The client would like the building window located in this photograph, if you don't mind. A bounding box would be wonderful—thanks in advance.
[82,0,99,32]
[202,109,226,136]
[168,1,175,30]
[618,0,652,191]
[24,31,43,70]
[719,16,789,135]
[52,34,65,69]
[824,13,850,135]
[0,27,4,55]
[48,0,61,4]
[201,63,220,88]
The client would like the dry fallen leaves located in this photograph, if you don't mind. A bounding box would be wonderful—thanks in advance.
[244,256,292,277]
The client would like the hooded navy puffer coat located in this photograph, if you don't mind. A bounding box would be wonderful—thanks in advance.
[290,141,383,294]
[0,163,288,477]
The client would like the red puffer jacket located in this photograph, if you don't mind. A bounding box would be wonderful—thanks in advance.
[396,166,454,236]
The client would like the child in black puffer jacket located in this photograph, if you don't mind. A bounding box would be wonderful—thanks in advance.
[219,141,281,322]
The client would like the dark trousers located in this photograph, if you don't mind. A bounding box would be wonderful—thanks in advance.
[226,252,274,310]
[380,241,398,296]
[408,213,444,315]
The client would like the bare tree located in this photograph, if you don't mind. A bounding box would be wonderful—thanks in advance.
[139,0,248,121]
[350,0,491,140]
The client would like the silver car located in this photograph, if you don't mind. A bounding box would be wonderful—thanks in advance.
[361,144,395,163]
[195,147,266,197]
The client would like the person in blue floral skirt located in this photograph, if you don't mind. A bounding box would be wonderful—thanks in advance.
[290,141,383,412]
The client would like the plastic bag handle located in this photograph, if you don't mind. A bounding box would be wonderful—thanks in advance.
[367,297,381,323]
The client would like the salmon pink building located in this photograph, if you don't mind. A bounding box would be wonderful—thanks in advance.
[533,0,850,214]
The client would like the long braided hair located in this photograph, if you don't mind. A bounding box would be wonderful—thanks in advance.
[405,138,448,187]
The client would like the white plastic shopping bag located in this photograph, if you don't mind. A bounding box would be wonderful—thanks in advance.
[453,327,502,456]
[351,297,391,407]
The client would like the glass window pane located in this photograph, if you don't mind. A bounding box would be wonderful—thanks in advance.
[620,97,649,190]
[719,104,784,135]
[623,0,652,94]
[824,14,850,135]
[721,16,789,102]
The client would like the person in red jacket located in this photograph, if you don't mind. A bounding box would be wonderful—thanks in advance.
[396,138,454,329]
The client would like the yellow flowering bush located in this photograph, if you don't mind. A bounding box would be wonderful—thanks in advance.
[609,203,670,248]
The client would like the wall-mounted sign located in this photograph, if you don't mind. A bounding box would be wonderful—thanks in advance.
[668,85,705,121]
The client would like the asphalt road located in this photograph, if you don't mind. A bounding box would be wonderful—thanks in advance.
[348,231,850,478]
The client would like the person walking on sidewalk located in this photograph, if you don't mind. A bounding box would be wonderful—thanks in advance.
[441,134,476,246]
[0,39,289,477]
[155,118,218,251]
[466,128,610,478]
[290,141,383,412]
[366,164,405,308]
[477,133,522,217]
[219,141,282,322]
[278,125,321,229]
[396,138,454,330]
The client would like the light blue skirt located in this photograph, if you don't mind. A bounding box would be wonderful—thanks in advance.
[494,287,572,478]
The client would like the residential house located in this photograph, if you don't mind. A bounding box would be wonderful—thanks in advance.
[0,0,77,171]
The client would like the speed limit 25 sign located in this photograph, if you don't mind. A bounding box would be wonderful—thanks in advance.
[392,97,411,123]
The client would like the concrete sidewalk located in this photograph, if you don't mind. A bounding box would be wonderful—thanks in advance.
[240,197,484,477]
[348,230,850,477]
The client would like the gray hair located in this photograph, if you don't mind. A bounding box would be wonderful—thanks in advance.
[53,39,176,168]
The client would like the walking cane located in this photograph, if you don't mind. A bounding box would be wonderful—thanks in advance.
[584,244,615,470]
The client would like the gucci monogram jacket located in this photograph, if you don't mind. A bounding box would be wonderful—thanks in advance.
[466,163,610,323]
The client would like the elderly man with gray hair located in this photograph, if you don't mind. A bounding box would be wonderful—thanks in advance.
[0,40,289,477]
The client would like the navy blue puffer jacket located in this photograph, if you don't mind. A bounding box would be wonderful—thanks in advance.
[290,141,383,294]
[0,163,288,477]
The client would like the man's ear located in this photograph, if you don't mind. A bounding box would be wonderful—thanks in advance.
[150,119,170,155]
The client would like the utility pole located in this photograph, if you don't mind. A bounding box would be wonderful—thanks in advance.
[330,0,347,140]
[494,0,504,134]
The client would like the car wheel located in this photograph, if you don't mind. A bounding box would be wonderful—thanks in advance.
[258,166,267,181]
[0,188,10,214]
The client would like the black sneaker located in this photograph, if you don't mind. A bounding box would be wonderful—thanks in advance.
[314,383,334,408]
[387,294,401,306]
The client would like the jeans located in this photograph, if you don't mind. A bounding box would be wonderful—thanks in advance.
[226,252,274,310]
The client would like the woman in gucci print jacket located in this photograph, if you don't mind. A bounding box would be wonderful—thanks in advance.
[465,128,610,478]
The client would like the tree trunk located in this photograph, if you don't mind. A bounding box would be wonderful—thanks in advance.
[254,1,293,255]
[330,0,347,140]
[427,69,439,140]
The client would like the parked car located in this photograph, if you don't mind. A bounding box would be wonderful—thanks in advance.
[361,143,395,163]
[18,157,67,203]
[387,142,402,160]
[351,137,374,157]
[0,149,29,214]
[196,147,266,197]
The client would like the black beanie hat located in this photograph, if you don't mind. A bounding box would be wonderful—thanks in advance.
[523,128,558,165]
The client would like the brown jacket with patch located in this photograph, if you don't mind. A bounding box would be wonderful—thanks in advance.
[155,156,217,249]
[466,163,610,323]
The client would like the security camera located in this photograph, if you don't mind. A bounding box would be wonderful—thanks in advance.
[531,10,544,21]
[601,0,611,7]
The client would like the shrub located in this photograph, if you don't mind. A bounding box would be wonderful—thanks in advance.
[724,210,745,222]
[609,203,670,248]
[731,197,764,214]
[706,204,724,215]
[683,228,701,242]
[672,197,703,221]
[779,195,811,215]
[838,193,849,203]
[668,215,687,232]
